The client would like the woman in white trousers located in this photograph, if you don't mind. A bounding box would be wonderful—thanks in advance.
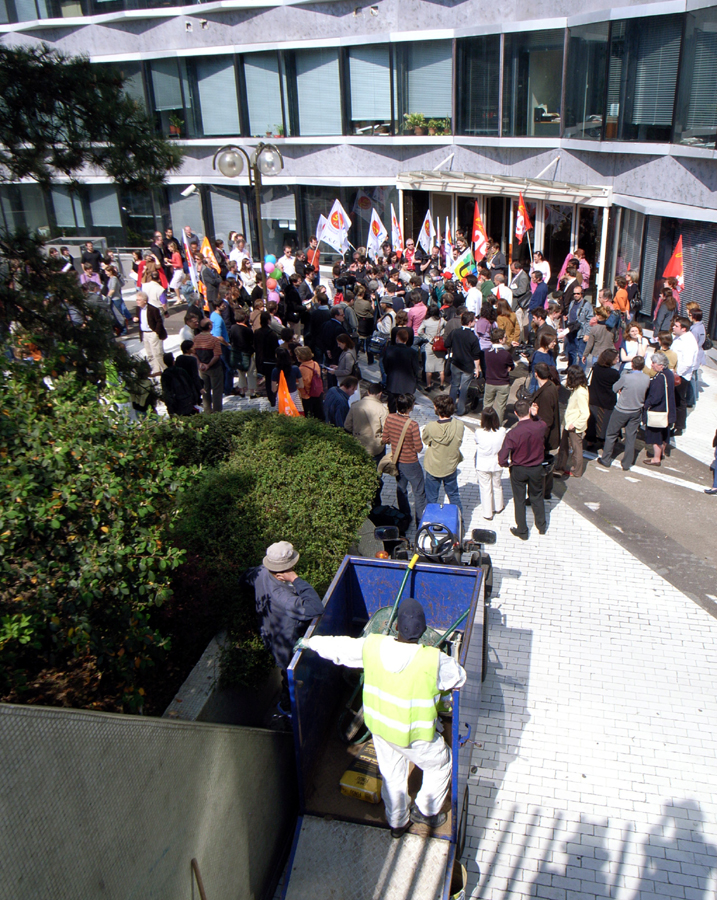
[474,406,506,520]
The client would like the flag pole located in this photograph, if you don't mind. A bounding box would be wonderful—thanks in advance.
[526,226,534,266]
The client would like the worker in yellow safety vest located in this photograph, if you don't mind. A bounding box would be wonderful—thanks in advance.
[296,597,466,838]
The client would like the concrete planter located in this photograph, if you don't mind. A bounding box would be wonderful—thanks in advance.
[163,631,281,726]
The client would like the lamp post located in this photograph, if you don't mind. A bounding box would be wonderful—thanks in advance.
[212,143,284,297]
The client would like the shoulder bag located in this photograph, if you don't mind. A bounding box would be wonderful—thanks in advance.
[378,418,412,478]
[646,374,669,429]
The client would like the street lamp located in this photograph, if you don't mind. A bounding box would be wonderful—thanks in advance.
[212,143,284,296]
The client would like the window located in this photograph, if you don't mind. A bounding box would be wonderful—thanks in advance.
[606,17,682,142]
[51,186,85,230]
[564,23,609,140]
[195,56,240,137]
[88,186,122,228]
[168,186,202,242]
[243,52,284,138]
[348,46,392,135]
[210,187,255,258]
[674,8,717,148]
[149,58,195,138]
[397,40,452,133]
[295,48,342,136]
[503,30,564,137]
[260,185,297,259]
[456,35,500,137]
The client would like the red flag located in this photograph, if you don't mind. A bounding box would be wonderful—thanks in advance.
[515,193,533,244]
[662,236,684,289]
[472,201,489,261]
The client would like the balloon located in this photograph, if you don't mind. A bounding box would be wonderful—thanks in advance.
[267,290,280,303]
[266,278,277,291]
[264,262,274,274]
[271,268,282,280]
[264,254,277,264]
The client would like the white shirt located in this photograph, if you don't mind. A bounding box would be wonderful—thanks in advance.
[142,281,165,307]
[492,285,514,308]
[531,260,551,283]
[230,248,250,266]
[673,331,699,379]
[473,426,507,473]
[465,287,481,315]
[303,634,466,690]
[139,307,152,332]
[277,255,296,277]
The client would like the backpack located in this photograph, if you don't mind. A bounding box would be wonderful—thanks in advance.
[303,361,323,398]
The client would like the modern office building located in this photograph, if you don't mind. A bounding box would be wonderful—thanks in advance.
[1,0,717,333]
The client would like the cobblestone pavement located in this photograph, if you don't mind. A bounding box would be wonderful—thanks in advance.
[376,378,717,900]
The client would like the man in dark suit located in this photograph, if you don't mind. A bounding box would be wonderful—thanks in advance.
[383,327,420,413]
[319,307,349,382]
[444,311,482,416]
[560,263,579,318]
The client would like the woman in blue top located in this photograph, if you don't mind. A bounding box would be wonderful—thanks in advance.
[271,347,305,413]
[528,333,558,393]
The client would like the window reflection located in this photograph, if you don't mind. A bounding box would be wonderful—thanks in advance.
[456,35,500,136]
[674,8,717,148]
[503,31,564,137]
[564,23,609,140]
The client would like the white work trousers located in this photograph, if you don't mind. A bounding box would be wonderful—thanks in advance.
[476,469,503,519]
[373,732,452,828]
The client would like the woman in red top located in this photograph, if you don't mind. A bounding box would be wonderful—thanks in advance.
[167,241,184,294]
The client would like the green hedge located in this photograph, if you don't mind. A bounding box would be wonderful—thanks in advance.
[171,411,378,687]
[0,372,190,709]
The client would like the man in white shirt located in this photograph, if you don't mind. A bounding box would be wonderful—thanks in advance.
[491,273,513,308]
[277,245,296,278]
[672,316,699,433]
[464,274,481,315]
[229,234,250,267]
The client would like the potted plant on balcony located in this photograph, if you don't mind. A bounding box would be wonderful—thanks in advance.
[168,113,184,137]
[403,112,427,135]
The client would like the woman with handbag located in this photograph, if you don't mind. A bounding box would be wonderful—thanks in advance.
[553,366,590,478]
[331,335,360,382]
[418,305,445,391]
[642,351,675,467]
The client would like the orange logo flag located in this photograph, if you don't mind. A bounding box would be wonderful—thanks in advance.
[277,371,300,417]
[200,236,221,273]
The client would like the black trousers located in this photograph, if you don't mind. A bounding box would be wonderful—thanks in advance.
[510,464,546,535]
[674,376,691,432]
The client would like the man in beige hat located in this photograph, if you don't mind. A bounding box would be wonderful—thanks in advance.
[247,541,323,709]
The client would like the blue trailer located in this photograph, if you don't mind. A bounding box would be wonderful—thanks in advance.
[283,555,484,900]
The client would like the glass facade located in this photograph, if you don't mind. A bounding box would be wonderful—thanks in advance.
[348,46,392,135]
[456,36,500,136]
[564,23,609,140]
[148,58,196,139]
[674,7,717,148]
[606,16,682,142]
[503,30,564,137]
[396,41,452,133]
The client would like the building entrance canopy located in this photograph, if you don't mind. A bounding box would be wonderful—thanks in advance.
[396,171,612,208]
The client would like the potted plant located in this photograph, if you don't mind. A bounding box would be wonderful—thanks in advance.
[403,112,427,135]
[428,118,440,135]
[275,124,285,137]
[168,113,184,137]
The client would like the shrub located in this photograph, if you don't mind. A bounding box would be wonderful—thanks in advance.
[0,371,191,709]
[171,411,378,687]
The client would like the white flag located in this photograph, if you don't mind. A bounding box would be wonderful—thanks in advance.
[320,199,352,253]
[316,214,328,244]
[390,203,403,253]
[366,208,388,261]
[417,209,436,255]
[444,216,453,272]
[183,230,198,290]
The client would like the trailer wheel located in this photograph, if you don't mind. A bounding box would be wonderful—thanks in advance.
[481,555,493,600]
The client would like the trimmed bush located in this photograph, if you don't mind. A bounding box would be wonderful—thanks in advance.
[171,411,378,687]
[0,372,190,709]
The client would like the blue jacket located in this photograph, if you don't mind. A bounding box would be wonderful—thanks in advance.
[324,386,350,427]
[530,281,549,311]
[247,566,323,669]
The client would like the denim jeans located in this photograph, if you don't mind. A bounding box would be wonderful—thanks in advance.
[565,334,586,369]
[424,470,463,517]
[396,460,426,525]
[450,366,474,416]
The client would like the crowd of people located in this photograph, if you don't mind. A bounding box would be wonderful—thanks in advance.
[61,223,714,520]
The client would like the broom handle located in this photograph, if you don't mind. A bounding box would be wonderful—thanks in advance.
[385,553,420,633]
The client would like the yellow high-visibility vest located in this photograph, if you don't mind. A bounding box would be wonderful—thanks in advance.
[362,633,440,748]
